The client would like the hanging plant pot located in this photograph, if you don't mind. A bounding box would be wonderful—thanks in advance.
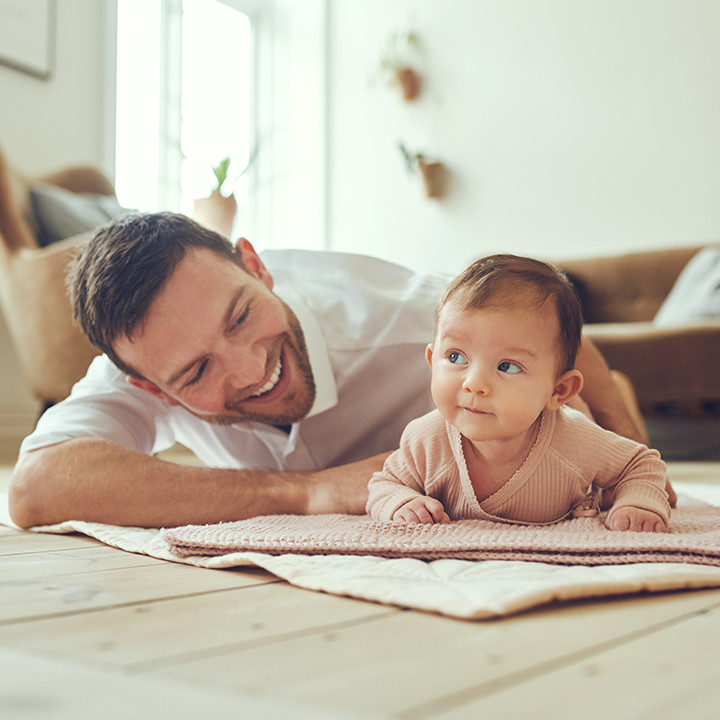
[395,66,421,101]
[418,160,448,199]
[398,144,449,201]
[371,30,423,101]
[193,192,237,238]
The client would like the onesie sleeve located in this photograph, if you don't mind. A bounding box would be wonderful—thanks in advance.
[601,443,671,526]
[366,411,447,521]
[569,416,671,525]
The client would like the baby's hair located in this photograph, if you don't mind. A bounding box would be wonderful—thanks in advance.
[436,254,583,373]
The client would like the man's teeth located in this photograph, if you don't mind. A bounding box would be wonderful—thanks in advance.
[250,358,282,398]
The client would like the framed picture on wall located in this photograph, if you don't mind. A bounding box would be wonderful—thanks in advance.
[0,0,55,80]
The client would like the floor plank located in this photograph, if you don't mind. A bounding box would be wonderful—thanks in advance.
[431,600,720,720]
[4,544,171,578]
[0,582,397,669]
[0,529,110,555]
[152,587,720,717]
[0,557,279,623]
[0,647,379,720]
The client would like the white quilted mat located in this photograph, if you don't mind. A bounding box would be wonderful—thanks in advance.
[4,482,720,620]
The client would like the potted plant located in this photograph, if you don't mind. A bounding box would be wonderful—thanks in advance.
[371,30,422,101]
[192,156,237,237]
[399,142,448,199]
[192,141,260,238]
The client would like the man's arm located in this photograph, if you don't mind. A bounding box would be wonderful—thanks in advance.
[576,335,678,507]
[575,335,649,445]
[8,438,384,529]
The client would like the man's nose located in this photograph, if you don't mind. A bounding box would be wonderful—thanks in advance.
[222,339,268,389]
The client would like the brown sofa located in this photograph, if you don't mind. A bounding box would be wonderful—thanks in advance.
[556,246,720,416]
[0,147,112,406]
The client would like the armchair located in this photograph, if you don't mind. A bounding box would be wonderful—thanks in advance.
[0,147,113,406]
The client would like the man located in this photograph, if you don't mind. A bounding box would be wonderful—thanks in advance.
[9,213,662,529]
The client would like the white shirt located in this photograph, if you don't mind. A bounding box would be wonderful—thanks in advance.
[20,250,446,471]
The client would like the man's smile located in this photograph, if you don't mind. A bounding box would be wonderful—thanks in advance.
[237,345,295,408]
[248,356,283,399]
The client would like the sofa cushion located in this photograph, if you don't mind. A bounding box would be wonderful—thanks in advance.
[30,182,130,247]
[653,246,720,327]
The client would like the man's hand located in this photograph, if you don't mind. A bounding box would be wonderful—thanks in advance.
[607,506,667,533]
[392,497,450,524]
[305,452,390,516]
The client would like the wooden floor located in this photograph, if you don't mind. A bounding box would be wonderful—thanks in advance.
[2,448,720,719]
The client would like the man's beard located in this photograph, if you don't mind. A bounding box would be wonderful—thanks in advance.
[176,302,316,427]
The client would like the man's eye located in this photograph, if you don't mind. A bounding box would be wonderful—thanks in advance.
[233,305,251,329]
[498,361,521,374]
[448,351,467,365]
[185,359,208,387]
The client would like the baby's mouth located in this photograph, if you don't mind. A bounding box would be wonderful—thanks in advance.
[249,357,283,398]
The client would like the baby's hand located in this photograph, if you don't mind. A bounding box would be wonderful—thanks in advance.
[608,506,667,533]
[393,497,450,524]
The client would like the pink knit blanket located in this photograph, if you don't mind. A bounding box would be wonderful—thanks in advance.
[163,497,720,567]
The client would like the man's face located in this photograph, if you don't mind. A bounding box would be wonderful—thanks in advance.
[114,245,316,426]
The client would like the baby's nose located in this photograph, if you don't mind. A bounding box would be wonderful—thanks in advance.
[463,368,489,395]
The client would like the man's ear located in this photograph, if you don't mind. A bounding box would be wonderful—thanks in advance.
[236,238,273,289]
[425,344,434,368]
[547,369,584,410]
[126,377,180,407]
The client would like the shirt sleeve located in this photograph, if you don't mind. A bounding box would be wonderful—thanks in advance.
[19,355,174,457]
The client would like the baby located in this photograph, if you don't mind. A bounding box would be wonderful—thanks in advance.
[366,254,670,532]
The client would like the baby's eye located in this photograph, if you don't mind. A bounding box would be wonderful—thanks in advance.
[448,351,468,365]
[498,361,521,374]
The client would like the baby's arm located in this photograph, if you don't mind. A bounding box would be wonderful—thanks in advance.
[607,505,667,533]
[604,445,670,532]
[393,496,450,524]
[367,412,452,522]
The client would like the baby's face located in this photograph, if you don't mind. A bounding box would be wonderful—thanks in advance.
[426,298,564,445]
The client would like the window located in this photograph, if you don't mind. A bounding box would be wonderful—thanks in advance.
[115,0,255,236]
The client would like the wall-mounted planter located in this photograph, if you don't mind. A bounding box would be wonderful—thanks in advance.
[395,67,421,101]
[372,30,422,102]
[399,143,449,200]
[418,160,448,199]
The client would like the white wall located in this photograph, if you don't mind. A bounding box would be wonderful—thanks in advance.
[0,0,112,442]
[327,0,720,275]
[0,0,113,173]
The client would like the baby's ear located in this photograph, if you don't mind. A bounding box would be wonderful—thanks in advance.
[547,369,584,410]
[425,343,434,368]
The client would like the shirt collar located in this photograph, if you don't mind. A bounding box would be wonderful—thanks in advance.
[274,286,338,419]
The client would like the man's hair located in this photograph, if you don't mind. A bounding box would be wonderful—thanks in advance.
[69,211,245,378]
[436,253,583,373]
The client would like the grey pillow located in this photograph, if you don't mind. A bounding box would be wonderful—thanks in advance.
[30,183,131,247]
[653,246,720,327]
